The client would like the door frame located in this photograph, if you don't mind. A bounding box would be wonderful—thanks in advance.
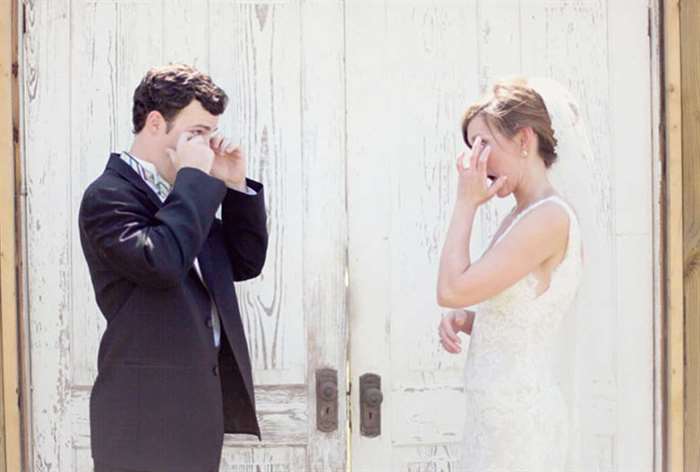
[0,0,688,471]
[663,0,684,470]
[663,0,700,471]
[0,0,24,470]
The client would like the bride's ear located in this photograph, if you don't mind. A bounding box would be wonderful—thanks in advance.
[517,127,537,156]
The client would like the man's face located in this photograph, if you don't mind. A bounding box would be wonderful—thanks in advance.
[153,99,220,155]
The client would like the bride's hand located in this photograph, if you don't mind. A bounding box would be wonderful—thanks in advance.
[439,309,474,353]
[455,136,508,206]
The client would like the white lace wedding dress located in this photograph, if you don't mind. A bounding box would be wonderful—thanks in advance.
[461,195,583,472]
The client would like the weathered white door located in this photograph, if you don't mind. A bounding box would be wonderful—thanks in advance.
[23,0,347,470]
[22,0,657,471]
[346,1,656,471]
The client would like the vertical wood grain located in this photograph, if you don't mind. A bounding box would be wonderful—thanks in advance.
[210,1,306,385]
[348,1,656,471]
[23,0,73,469]
[299,0,348,470]
[0,0,21,469]
[664,0,684,470]
[521,3,620,470]
[25,0,348,470]
[681,0,700,469]
[69,0,117,388]
[347,2,480,470]
[648,3,665,470]
[607,1,655,469]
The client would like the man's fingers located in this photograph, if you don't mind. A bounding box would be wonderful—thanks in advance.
[225,143,240,155]
[210,133,225,151]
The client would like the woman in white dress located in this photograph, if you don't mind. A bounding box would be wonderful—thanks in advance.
[437,77,585,471]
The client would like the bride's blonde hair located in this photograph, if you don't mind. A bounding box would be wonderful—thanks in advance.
[462,77,558,168]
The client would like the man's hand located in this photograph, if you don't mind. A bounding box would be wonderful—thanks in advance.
[209,133,248,192]
[166,132,215,174]
[439,309,475,353]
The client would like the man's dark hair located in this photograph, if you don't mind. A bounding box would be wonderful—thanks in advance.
[132,64,228,133]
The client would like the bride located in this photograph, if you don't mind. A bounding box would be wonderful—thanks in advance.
[437,77,586,471]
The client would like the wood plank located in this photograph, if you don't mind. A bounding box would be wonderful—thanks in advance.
[22,0,74,469]
[664,0,684,471]
[472,0,523,263]
[347,1,480,469]
[681,0,700,470]
[607,1,655,469]
[161,0,209,68]
[648,3,665,471]
[298,0,348,470]
[519,2,619,469]
[69,0,117,388]
[115,1,164,150]
[209,1,346,469]
[0,0,21,470]
[209,1,306,385]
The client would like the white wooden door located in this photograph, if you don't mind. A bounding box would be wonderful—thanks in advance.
[22,1,347,470]
[347,1,656,471]
[22,1,657,471]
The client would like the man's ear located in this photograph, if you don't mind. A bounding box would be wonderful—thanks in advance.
[145,111,166,135]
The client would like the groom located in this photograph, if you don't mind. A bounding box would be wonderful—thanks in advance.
[79,64,267,471]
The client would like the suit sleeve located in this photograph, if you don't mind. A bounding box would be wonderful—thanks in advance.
[220,178,268,281]
[79,168,227,289]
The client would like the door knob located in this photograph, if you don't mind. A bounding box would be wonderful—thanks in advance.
[360,373,382,437]
[316,368,338,432]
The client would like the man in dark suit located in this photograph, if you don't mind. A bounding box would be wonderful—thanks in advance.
[78,64,268,472]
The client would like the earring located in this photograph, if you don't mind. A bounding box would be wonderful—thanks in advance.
[521,150,528,158]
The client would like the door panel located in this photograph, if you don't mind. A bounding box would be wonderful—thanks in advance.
[23,1,347,470]
[346,1,655,471]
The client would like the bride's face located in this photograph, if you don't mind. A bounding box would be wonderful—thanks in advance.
[466,114,524,199]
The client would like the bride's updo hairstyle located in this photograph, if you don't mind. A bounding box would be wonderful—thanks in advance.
[462,78,558,168]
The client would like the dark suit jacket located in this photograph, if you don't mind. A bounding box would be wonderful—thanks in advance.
[78,154,268,471]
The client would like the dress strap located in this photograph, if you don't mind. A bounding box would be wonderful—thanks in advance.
[495,195,562,245]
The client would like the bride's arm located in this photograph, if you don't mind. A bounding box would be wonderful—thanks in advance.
[437,202,569,308]
[437,198,479,303]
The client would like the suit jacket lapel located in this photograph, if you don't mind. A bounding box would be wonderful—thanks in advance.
[106,153,164,209]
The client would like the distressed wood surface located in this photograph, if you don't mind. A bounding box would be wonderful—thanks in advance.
[664,0,685,471]
[22,0,658,471]
[24,0,347,470]
[23,1,74,470]
[648,4,665,471]
[681,0,700,470]
[0,0,22,470]
[346,2,478,471]
[347,0,655,471]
